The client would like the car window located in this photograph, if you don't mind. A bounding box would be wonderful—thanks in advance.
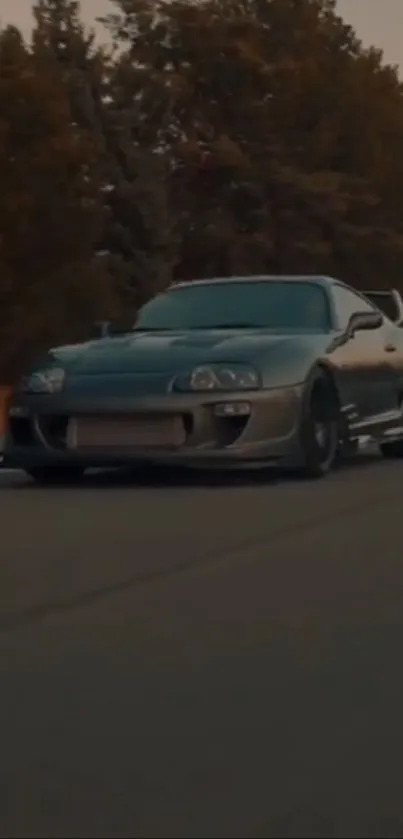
[332,284,383,330]
[135,280,332,332]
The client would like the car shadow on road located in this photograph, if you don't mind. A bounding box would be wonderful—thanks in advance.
[12,464,283,491]
[8,450,382,491]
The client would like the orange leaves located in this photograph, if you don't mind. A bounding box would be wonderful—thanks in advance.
[0,21,111,381]
[3,0,403,378]
[208,135,250,170]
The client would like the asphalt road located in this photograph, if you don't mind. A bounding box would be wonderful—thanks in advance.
[1,455,403,838]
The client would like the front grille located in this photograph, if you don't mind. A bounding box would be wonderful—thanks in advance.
[66,414,186,451]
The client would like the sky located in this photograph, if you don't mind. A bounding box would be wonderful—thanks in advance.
[2,0,403,72]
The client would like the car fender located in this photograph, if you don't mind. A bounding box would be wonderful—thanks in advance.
[256,335,334,390]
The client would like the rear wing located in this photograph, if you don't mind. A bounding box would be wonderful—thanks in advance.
[363,289,403,325]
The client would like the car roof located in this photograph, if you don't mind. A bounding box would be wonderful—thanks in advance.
[170,275,337,290]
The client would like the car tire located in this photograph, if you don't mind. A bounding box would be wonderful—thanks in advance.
[26,465,85,486]
[298,370,339,479]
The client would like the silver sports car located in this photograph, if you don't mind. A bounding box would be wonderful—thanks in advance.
[5,274,403,483]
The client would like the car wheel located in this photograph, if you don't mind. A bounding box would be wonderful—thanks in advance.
[26,466,85,486]
[298,371,339,478]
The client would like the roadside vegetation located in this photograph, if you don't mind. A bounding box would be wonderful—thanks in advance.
[1,0,403,381]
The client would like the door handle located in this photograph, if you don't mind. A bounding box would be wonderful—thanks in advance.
[384,343,397,352]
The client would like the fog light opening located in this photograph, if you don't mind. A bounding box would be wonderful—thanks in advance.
[213,401,251,417]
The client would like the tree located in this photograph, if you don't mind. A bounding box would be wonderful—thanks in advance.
[32,0,177,316]
[3,0,403,386]
[0,24,113,382]
[101,0,403,289]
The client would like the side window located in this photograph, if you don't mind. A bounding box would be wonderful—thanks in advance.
[332,285,381,330]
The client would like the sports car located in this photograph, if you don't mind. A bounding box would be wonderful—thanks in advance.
[5,274,403,483]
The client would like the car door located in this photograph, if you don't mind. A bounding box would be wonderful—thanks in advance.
[329,283,398,429]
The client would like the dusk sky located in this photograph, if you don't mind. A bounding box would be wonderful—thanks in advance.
[2,0,403,72]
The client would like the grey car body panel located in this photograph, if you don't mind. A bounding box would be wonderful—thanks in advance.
[49,331,328,388]
[6,274,403,471]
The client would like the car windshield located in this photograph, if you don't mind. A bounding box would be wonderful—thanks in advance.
[135,279,331,332]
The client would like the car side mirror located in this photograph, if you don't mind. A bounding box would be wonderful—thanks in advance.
[347,310,383,337]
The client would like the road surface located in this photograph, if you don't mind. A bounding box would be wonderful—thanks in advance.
[1,456,403,838]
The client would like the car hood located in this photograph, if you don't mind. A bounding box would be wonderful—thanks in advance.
[52,329,315,375]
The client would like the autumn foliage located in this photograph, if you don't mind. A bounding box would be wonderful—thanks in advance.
[1,0,403,380]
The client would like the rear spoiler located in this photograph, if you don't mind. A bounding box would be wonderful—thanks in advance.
[363,289,403,325]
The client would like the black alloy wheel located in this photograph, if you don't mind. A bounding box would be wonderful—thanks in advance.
[298,371,339,478]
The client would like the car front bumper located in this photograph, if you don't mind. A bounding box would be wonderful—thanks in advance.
[4,384,304,470]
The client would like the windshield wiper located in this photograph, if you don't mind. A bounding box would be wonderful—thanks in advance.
[198,323,259,330]
[133,324,262,332]
[133,327,172,332]
[134,324,260,331]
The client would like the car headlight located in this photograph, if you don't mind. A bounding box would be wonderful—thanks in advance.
[174,364,260,392]
[20,367,66,394]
